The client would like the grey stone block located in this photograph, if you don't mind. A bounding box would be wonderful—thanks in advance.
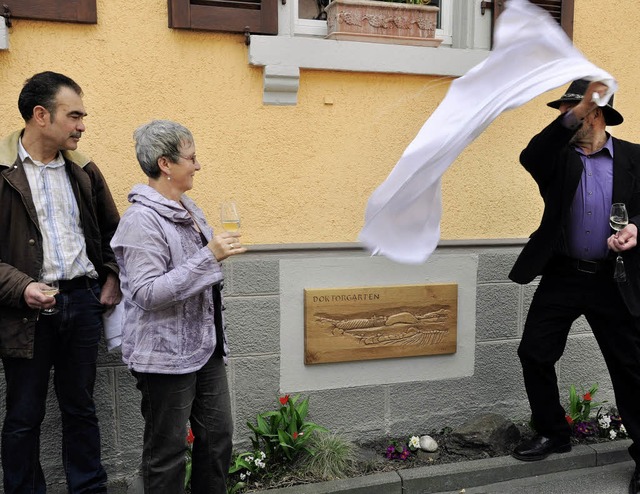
[557,336,614,407]
[388,378,478,436]
[95,367,117,460]
[569,315,590,334]
[476,283,520,340]
[232,356,281,443]
[97,342,126,365]
[225,258,280,296]
[113,367,144,474]
[477,251,521,283]
[225,296,280,354]
[307,386,387,437]
[473,342,528,414]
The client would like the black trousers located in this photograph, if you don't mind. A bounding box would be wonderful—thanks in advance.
[519,260,640,466]
[1,280,107,494]
[133,354,233,494]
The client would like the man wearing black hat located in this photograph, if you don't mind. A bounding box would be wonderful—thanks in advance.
[509,79,640,494]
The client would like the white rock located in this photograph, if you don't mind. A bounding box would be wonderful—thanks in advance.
[419,435,438,452]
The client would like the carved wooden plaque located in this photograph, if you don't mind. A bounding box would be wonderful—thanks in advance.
[304,284,457,365]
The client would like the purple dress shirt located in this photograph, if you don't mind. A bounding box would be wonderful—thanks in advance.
[563,112,614,260]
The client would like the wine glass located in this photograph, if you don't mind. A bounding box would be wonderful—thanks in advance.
[220,201,241,234]
[38,276,60,315]
[609,203,628,282]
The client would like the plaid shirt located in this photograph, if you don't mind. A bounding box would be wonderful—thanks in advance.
[19,139,97,282]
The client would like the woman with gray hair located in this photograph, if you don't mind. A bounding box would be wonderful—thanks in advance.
[111,120,245,493]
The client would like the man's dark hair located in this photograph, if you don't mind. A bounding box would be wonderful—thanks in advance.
[18,71,83,122]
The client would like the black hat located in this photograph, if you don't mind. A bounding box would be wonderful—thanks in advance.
[547,79,624,126]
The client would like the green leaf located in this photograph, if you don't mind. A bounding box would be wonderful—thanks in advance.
[297,397,310,420]
[277,430,294,460]
[184,460,192,489]
[228,481,246,494]
[256,414,271,434]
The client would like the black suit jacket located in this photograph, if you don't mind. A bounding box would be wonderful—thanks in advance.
[509,114,640,316]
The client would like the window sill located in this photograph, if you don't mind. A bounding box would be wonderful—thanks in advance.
[248,35,490,105]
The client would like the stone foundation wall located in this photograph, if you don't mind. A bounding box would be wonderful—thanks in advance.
[0,241,614,491]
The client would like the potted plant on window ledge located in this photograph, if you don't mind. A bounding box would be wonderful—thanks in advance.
[324,0,443,47]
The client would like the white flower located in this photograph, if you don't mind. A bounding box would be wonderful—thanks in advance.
[598,416,611,429]
[239,473,246,481]
[609,430,617,440]
[260,451,266,460]
[408,436,420,450]
[621,424,627,435]
[247,455,254,462]
[255,459,266,468]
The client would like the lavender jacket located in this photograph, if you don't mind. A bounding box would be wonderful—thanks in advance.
[111,184,228,374]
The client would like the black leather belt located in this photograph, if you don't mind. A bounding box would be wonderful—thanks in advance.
[552,256,612,274]
[58,276,96,290]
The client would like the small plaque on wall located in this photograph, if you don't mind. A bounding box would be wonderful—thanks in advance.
[304,284,457,365]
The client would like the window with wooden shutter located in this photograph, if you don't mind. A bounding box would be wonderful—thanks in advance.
[168,0,278,35]
[4,0,97,24]
[492,0,574,39]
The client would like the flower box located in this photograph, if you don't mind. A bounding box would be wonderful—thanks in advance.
[324,0,443,47]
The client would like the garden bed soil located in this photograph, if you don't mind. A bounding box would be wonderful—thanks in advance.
[240,423,622,492]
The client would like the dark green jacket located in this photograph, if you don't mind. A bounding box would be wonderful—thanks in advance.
[0,130,120,358]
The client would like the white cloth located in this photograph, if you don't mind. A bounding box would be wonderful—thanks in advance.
[103,302,124,352]
[359,0,617,264]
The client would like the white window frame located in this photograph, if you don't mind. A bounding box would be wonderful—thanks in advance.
[292,0,454,42]
[249,0,492,104]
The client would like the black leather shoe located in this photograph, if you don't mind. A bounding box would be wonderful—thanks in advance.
[512,435,571,461]
[630,469,640,494]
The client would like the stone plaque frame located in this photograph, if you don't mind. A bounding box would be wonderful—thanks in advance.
[304,283,457,364]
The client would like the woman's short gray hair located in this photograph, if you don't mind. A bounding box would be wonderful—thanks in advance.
[133,120,194,179]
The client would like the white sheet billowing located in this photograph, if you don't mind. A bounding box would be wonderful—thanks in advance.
[358,0,616,264]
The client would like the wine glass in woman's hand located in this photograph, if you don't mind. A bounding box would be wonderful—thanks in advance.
[220,202,240,233]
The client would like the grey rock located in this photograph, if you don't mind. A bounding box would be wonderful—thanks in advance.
[446,413,521,457]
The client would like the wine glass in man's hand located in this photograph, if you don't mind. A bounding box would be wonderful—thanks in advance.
[610,202,629,282]
[38,275,59,315]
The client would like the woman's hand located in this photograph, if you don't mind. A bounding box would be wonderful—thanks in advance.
[208,232,247,261]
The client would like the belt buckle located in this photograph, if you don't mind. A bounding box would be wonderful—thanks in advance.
[576,259,598,274]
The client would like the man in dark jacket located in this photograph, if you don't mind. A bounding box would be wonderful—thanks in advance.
[0,72,121,493]
[509,79,640,494]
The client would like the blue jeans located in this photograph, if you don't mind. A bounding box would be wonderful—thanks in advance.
[133,354,233,494]
[1,279,107,493]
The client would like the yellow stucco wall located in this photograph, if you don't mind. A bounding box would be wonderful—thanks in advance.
[1,0,639,245]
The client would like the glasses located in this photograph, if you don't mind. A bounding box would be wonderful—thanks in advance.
[179,154,198,165]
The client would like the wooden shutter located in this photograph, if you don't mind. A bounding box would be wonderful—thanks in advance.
[168,0,278,35]
[4,0,97,24]
[493,0,574,39]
